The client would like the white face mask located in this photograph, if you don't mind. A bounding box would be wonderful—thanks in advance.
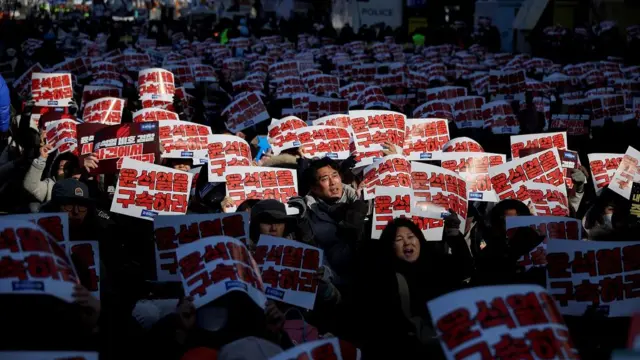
[603,213,613,229]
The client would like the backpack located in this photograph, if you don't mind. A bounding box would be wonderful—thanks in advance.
[396,273,439,345]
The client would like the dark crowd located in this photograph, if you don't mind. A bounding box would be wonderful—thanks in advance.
[0,4,640,360]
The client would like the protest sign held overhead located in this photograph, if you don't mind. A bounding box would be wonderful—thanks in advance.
[402,118,450,160]
[526,181,570,217]
[442,137,484,153]
[254,236,323,310]
[222,91,270,133]
[111,158,193,220]
[45,118,78,154]
[154,212,250,282]
[411,162,468,231]
[207,135,252,182]
[82,97,124,125]
[158,120,211,160]
[482,100,519,134]
[427,284,578,360]
[440,152,506,202]
[132,108,179,123]
[547,239,640,317]
[92,122,160,174]
[176,236,265,309]
[450,95,486,129]
[80,85,121,109]
[77,123,108,157]
[224,166,298,211]
[267,116,307,155]
[588,153,624,194]
[138,68,176,102]
[362,155,412,200]
[312,114,351,128]
[510,132,568,159]
[32,73,73,107]
[295,125,351,160]
[349,110,406,167]
[609,146,640,200]
[372,186,444,241]
[489,148,563,202]
[308,96,349,121]
[0,220,78,303]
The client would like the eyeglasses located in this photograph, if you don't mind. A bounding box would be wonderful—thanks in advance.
[61,204,88,214]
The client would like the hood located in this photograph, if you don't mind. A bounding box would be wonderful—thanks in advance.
[49,151,80,179]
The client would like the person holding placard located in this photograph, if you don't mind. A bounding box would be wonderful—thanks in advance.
[249,199,341,307]
[288,158,369,287]
[23,144,81,204]
[352,217,472,359]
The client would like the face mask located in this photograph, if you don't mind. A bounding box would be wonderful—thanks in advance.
[603,213,613,229]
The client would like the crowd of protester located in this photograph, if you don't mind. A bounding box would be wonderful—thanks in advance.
[0,6,640,360]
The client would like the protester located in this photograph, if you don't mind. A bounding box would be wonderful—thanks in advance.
[288,157,369,286]
[23,143,80,203]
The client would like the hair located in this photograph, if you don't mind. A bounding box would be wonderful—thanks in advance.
[303,157,341,188]
[237,199,260,212]
[489,199,531,228]
[378,217,428,259]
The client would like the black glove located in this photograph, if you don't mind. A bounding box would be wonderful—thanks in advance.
[443,209,461,237]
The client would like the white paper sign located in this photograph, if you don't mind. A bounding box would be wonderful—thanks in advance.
[32,72,73,106]
[82,97,124,125]
[295,125,351,160]
[132,108,179,122]
[153,212,250,282]
[489,148,563,202]
[110,158,193,220]
[362,155,412,200]
[0,220,78,303]
[176,236,266,309]
[267,116,307,155]
[440,152,506,203]
[402,118,450,160]
[547,239,640,317]
[608,146,640,199]
[138,68,176,102]
[525,181,570,217]
[45,118,78,154]
[158,120,211,159]
[372,186,445,241]
[254,236,323,310]
[427,284,578,360]
[206,135,252,182]
[587,153,623,195]
[224,166,298,210]
[510,132,568,159]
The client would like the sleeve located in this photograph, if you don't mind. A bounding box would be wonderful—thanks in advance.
[0,75,10,133]
[569,190,585,214]
[23,157,54,202]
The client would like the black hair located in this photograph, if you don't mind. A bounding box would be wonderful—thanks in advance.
[237,199,260,212]
[378,217,429,255]
[303,157,341,188]
[489,199,531,228]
